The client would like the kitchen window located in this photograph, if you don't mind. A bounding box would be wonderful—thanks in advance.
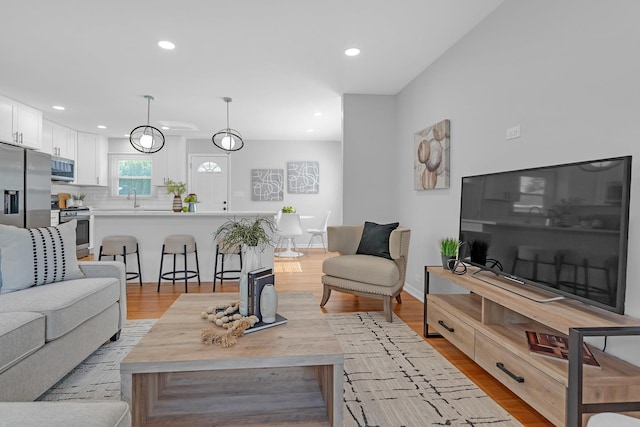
[111,155,153,197]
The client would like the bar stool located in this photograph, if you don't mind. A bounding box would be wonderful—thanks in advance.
[157,234,201,293]
[213,237,243,292]
[99,235,142,286]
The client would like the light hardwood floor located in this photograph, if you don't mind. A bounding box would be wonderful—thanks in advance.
[122,250,552,426]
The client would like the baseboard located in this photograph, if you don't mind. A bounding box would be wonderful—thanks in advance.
[403,281,424,303]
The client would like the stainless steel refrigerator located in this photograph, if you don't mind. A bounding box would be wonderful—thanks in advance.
[1,142,51,228]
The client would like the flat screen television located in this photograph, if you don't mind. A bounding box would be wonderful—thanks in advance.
[458,156,631,314]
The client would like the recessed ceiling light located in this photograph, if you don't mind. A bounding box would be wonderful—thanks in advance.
[97,125,106,129]
[344,48,360,57]
[313,111,322,117]
[124,134,130,138]
[158,40,175,50]
[161,126,170,130]
[307,129,315,133]
[52,105,65,111]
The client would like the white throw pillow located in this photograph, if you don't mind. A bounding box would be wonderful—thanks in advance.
[0,220,85,293]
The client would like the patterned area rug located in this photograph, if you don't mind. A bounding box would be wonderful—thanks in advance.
[39,314,521,426]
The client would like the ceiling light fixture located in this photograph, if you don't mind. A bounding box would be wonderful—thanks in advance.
[129,95,165,153]
[345,47,360,57]
[53,105,65,111]
[158,40,175,50]
[212,97,244,152]
[97,125,106,129]
[313,111,322,117]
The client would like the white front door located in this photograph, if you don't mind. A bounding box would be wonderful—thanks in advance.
[189,155,228,212]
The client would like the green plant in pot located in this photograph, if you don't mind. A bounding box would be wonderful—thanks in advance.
[439,237,460,270]
[282,205,295,213]
[165,179,187,212]
[213,216,277,316]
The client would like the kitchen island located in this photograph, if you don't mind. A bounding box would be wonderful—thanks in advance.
[92,210,276,286]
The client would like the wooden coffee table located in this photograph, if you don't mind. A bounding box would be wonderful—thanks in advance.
[120,292,343,427]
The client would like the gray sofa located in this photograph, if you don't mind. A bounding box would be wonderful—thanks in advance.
[0,261,127,403]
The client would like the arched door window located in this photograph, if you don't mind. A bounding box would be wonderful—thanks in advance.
[197,161,222,173]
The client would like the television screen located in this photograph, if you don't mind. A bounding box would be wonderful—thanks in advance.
[458,156,631,314]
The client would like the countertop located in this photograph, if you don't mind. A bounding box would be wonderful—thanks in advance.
[91,209,276,217]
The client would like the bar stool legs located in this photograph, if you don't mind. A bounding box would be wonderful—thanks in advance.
[99,236,142,286]
[213,243,243,292]
[157,235,201,293]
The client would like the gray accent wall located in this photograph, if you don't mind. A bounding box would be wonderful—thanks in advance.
[348,0,640,362]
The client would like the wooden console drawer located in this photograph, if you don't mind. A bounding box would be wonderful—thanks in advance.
[427,298,475,359]
[475,331,565,426]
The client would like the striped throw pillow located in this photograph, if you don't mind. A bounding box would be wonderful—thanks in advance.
[0,220,85,293]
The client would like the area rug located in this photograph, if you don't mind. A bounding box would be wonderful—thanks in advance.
[38,314,521,426]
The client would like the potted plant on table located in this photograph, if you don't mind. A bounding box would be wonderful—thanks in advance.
[165,179,187,212]
[439,237,460,270]
[213,216,277,315]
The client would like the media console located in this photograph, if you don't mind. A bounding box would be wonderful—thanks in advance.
[424,266,640,426]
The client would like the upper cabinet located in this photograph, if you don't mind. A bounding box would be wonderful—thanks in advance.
[43,119,76,159]
[77,131,108,186]
[0,95,42,150]
[151,136,187,186]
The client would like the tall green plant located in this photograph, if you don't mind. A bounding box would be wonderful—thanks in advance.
[213,216,276,252]
[439,237,460,257]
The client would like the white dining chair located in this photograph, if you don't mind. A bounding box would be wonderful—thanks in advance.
[305,211,331,255]
[275,213,303,258]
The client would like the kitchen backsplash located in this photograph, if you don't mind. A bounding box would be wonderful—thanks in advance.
[51,183,175,210]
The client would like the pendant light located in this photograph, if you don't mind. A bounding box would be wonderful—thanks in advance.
[212,97,244,152]
[129,95,165,153]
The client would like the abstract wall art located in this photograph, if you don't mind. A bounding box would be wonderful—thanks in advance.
[287,161,319,194]
[251,169,284,201]
[414,119,450,190]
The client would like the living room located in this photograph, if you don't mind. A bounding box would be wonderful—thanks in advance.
[2,1,640,426]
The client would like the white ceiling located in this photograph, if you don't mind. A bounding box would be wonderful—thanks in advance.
[0,0,503,142]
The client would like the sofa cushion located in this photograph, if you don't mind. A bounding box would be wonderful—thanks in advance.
[0,277,120,341]
[0,220,85,294]
[323,254,399,287]
[0,401,131,427]
[0,312,45,375]
[356,221,399,259]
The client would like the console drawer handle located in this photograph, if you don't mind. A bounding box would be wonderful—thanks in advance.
[496,362,525,383]
[438,320,454,333]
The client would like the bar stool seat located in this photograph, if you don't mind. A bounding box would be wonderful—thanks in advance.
[213,237,243,292]
[99,235,142,286]
[157,234,201,293]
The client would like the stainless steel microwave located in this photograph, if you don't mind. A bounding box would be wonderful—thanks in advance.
[51,156,74,181]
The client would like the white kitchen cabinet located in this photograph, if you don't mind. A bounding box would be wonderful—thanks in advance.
[0,94,42,150]
[43,120,76,160]
[151,136,187,186]
[77,132,107,186]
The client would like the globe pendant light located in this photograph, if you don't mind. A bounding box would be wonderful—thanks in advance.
[129,95,165,153]
[212,97,244,152]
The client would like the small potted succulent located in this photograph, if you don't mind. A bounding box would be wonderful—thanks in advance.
[282,205,296,213]
[69,193,86,207]
[439,237,460,270]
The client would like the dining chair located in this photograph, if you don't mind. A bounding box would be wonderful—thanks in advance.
[275,213,303,258]
[305,211,331,255]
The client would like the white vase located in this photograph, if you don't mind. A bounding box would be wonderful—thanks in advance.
[239,246,262,316]
[260,283,278,323]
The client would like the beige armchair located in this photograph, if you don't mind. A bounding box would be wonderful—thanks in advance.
[320,225,411,322]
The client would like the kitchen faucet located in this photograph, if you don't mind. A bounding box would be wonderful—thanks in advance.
[127,188,140,208]
[526,206,543,223]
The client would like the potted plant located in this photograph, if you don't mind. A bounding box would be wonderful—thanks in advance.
[70,193,86,207]
[282,205,296,213]
[555,197,582,227]
[439,237,460,270]
[165,179,187,212]
[213,216,277,315]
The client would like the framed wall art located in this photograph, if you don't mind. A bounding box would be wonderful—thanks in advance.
[251,169,284,201]
[287,161,319,194]
[414,119,450,190]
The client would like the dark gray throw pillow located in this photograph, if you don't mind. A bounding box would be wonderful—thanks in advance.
[356,221,400,259]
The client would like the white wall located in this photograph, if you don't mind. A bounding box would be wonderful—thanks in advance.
[343,94,398,225]
[389,0,640,359]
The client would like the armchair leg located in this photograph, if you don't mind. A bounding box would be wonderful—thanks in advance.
[383,296,393,322]
[396,294,402,304]
[320,285,331,307]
